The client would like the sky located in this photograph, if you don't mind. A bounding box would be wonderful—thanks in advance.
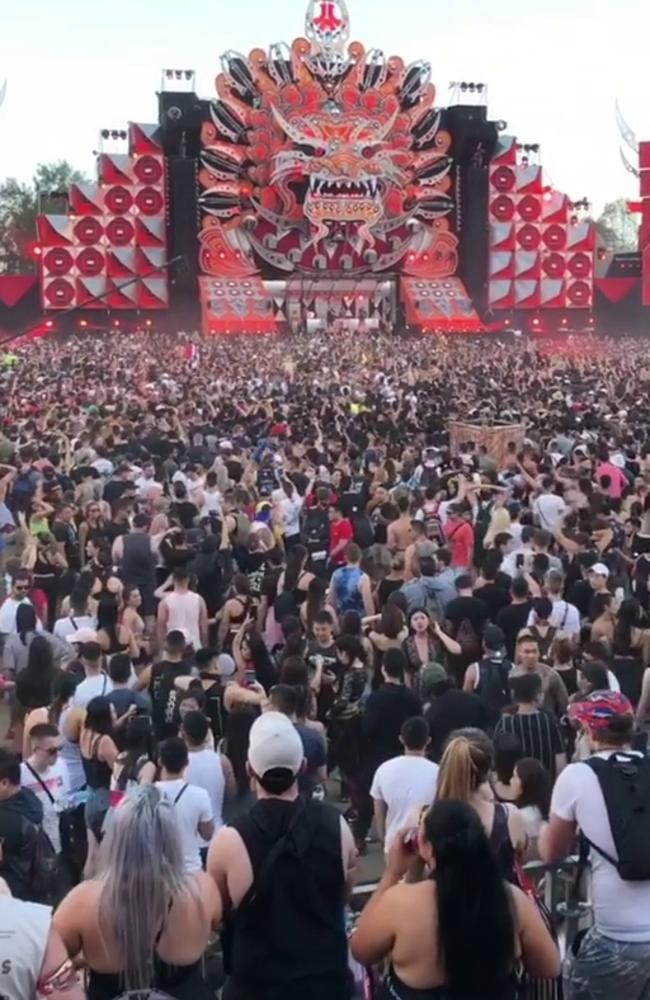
[1,0,648,214]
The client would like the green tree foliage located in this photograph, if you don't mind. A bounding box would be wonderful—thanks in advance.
[595,197,640,252]
[0,161,87,274]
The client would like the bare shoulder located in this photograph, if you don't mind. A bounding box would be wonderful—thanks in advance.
[55,880,101,919]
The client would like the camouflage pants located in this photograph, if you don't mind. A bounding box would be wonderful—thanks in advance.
[565,927,650,1000]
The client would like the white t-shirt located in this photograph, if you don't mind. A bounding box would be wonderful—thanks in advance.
[53,614,97,643]
[370,755,439,853]
[551,751,650,941]
[72,672,113,709]
[186,749,226,846]
[527,599,581,637]
[20,758,70,854]
[0,597,41,635]
[0,896,51,1000]
[532,492,567,533]
[156,778,213,872]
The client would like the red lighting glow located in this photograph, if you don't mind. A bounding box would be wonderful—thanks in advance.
[113,320,120,327]
[79,320,88,328]
[45,320,53,329]
[33,246,43,257]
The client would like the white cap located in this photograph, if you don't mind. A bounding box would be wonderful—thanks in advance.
[590,562,610,578]
[247,712,304,778]
[68,627,98,645]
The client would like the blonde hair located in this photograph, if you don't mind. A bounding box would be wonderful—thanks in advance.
[436,730,493,803]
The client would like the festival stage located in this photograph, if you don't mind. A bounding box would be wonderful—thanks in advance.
[7,1,644,337]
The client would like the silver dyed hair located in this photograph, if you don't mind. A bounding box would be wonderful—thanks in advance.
[98,785,194,992]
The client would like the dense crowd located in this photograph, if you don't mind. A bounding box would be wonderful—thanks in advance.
[1,330,650,999]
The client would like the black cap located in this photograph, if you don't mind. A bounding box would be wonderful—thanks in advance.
[484,625,506,652]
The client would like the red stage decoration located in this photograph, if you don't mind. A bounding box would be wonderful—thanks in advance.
[198,0,467,332]
[488,136,595,311]
[401,277,483,332]
[199,277,277,334]
[37,123,168,311]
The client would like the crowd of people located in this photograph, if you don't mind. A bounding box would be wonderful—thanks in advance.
[0,329,650,999]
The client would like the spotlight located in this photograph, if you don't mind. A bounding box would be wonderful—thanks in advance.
[45,320,53,329]
[145,319,153,327]
[166,70,173,79]
[460,82,468,92]
[113,320,120,327]
[175,70,182,80]
[33,246,42,257]
[79,319,88,328]
[532,317,540,326]
[110,130,119,140]
[184,70,193,80]
[101,129,110,140]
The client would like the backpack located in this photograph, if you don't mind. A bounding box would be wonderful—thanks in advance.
[302,509,330,562]
[422,502,442,541]
[476,655,513,724]
[351,515,374,550]
[529,624,557,664]
[584,753,650,881]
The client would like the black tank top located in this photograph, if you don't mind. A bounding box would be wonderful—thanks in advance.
[228,798,351,998]
[120,530,157,586]
[199,674,226,741]
[149,661,186,740]
[82,735,112,791]
[380,966,523,1000]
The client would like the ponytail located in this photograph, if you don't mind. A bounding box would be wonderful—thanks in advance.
[436,737,475,802]
[426,800,515,993]
[436,729,493,803]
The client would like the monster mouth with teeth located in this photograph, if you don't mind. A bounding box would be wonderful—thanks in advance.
[305,175,383,226]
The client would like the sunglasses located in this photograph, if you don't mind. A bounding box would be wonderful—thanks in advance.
[14,585,28,592]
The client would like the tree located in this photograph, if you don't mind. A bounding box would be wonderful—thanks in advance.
[595,197,639,252]
[0,160,88,274]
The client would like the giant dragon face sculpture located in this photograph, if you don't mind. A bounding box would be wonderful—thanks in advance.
[198,2,458,277]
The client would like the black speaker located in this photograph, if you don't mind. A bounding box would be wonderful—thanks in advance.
[158,92,204,155]
[442,106,498,165]
[167,157,200,294]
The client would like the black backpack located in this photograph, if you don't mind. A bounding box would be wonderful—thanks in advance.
[302,509,330,559]
[585,753,650,881]
[476,656,512,723]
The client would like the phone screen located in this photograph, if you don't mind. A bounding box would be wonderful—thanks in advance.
[244,669,257,686]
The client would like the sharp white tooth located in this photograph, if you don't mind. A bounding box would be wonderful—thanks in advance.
[346,181,353,190]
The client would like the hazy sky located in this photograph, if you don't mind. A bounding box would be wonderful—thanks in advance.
[1,0,648,212]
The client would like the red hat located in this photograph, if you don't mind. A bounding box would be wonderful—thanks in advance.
[568,690,633,732]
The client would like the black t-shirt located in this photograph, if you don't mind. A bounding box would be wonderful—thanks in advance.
[171,500,198,530]
[103,479,130,505]
[567,579,594,619]
[362,684,422,766]
[445,596,489,638]
[495,600,533,660]
[425,690,490,761]
[473,583,510,622]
